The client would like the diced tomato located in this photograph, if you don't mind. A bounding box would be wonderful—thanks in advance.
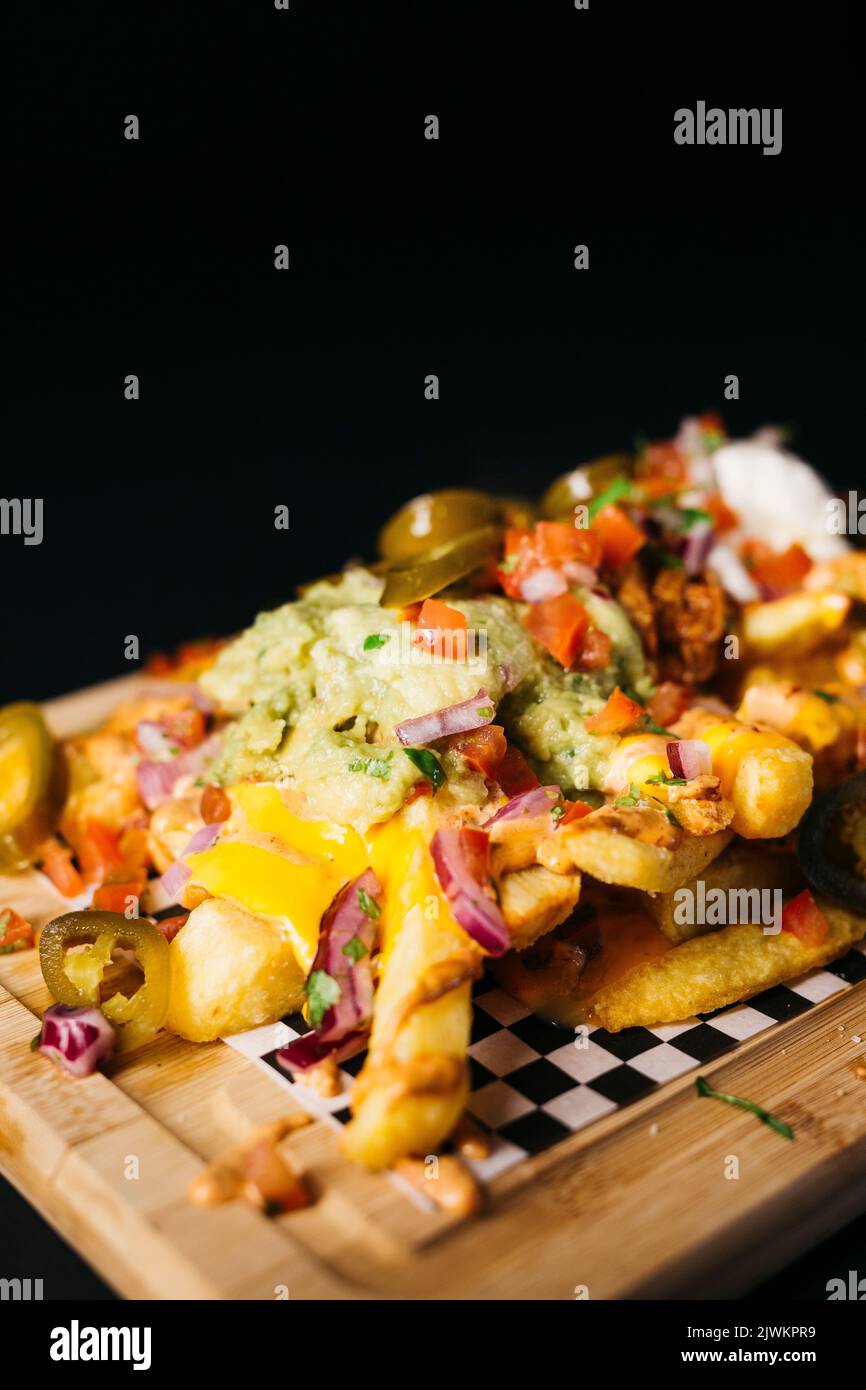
[403,780,434,805]
[493,745,540,797]
[742,540,812,596]
[524,593,590,668]
[0,908,35,955]
[156,913,189,943]
[704,492,739,534]
[534,522,602,569]
[76,820,124,884]
[92,880,146,914]
[162,706,206,749]
[592,504,646,568]
[497,523,601,600]
[573,623,612,671]
[559,800,593,826]
[584,687,646,735]
[648,681,691,727]
[640,441,688,491]
[496,527,534,599]
[200,784,232,824]
[781,889,830,948]
[39,837,85,898]
[145,651,175,675]
[413,598,468,660]
[697,410,725,437]
[452,724,509,778]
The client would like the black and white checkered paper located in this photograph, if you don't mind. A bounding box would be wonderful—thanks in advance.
[227,941,866,1189]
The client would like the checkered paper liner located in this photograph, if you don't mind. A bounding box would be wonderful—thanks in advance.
[226,942,866,1190]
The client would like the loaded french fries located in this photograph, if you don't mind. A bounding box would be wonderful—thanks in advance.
[4,414,866,1210]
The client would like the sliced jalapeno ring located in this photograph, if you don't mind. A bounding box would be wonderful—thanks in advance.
[380,524,503,608]
[39,910,170,1052]
[539,454,633,520]
[0,702,57,871]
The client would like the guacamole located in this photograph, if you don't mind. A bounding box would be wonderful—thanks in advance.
[200,569,652,828]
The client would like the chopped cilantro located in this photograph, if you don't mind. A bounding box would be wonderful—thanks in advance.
[498,553,520,574]
[640,715,676,738]
[696,1075,793,1140]
[678,507,713,532]
[476,705,495,719]
[813,689,840,704]
[620,685,647,708]
[588,474,632,519]
[645,771,687,786]
[403,747,446,790]
[305,969,341,1027]
[356,887,380,921]
[703,429,725,453]
[614,783,641,808]
[342,934,369,962]
[642,542,684,570]
[550,805,565,823]
[363,633,390,651]
[30,1030,42,1052]
[347,755,392,780]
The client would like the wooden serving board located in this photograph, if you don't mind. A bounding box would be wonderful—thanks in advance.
[2,678,866,1300]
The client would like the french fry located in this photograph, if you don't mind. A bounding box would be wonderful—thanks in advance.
[539,804,732,893]
[499,864,582,949]
[673,707,813,839]
[646,842,805,944]
[743,589,850,658]
[591,898,866,1031]
[342,811,480,1169]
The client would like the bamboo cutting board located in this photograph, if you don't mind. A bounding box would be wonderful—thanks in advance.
[2,677,866,1300]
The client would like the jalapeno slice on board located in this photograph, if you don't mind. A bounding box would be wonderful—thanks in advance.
[0,702,57,871]
[379,524,503,608]
[39,911,170,1052]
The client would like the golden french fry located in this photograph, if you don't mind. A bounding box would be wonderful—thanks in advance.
[539,804,732,893]
[674,708,813,838]
[499,864,582,949]
[743,589,850,658]
[342,813,479,1169]
[166,898,306,1042]
[591,899,865,1032]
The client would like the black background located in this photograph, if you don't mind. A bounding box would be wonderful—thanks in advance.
[3,0,864,1298]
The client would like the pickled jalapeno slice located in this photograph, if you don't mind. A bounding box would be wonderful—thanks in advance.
[39,910,170,1052]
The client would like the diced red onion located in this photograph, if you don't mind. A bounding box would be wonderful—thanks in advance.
[562,560,598,588]
[276,1028,368,1076]
[159,859,191,901]
[395,690,496,746]
[707,541,760,603]
[681,522,715,577]
[38,1004,115,1078]
[182,823,222,856]
[136,720,178,756]
[136,734,220,811]
[666,739,712,780]
[313,869,382,1042]
[156,823,221,904]
[430,828,509,956]
[485,785,561,825]
[520,566,569,603]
